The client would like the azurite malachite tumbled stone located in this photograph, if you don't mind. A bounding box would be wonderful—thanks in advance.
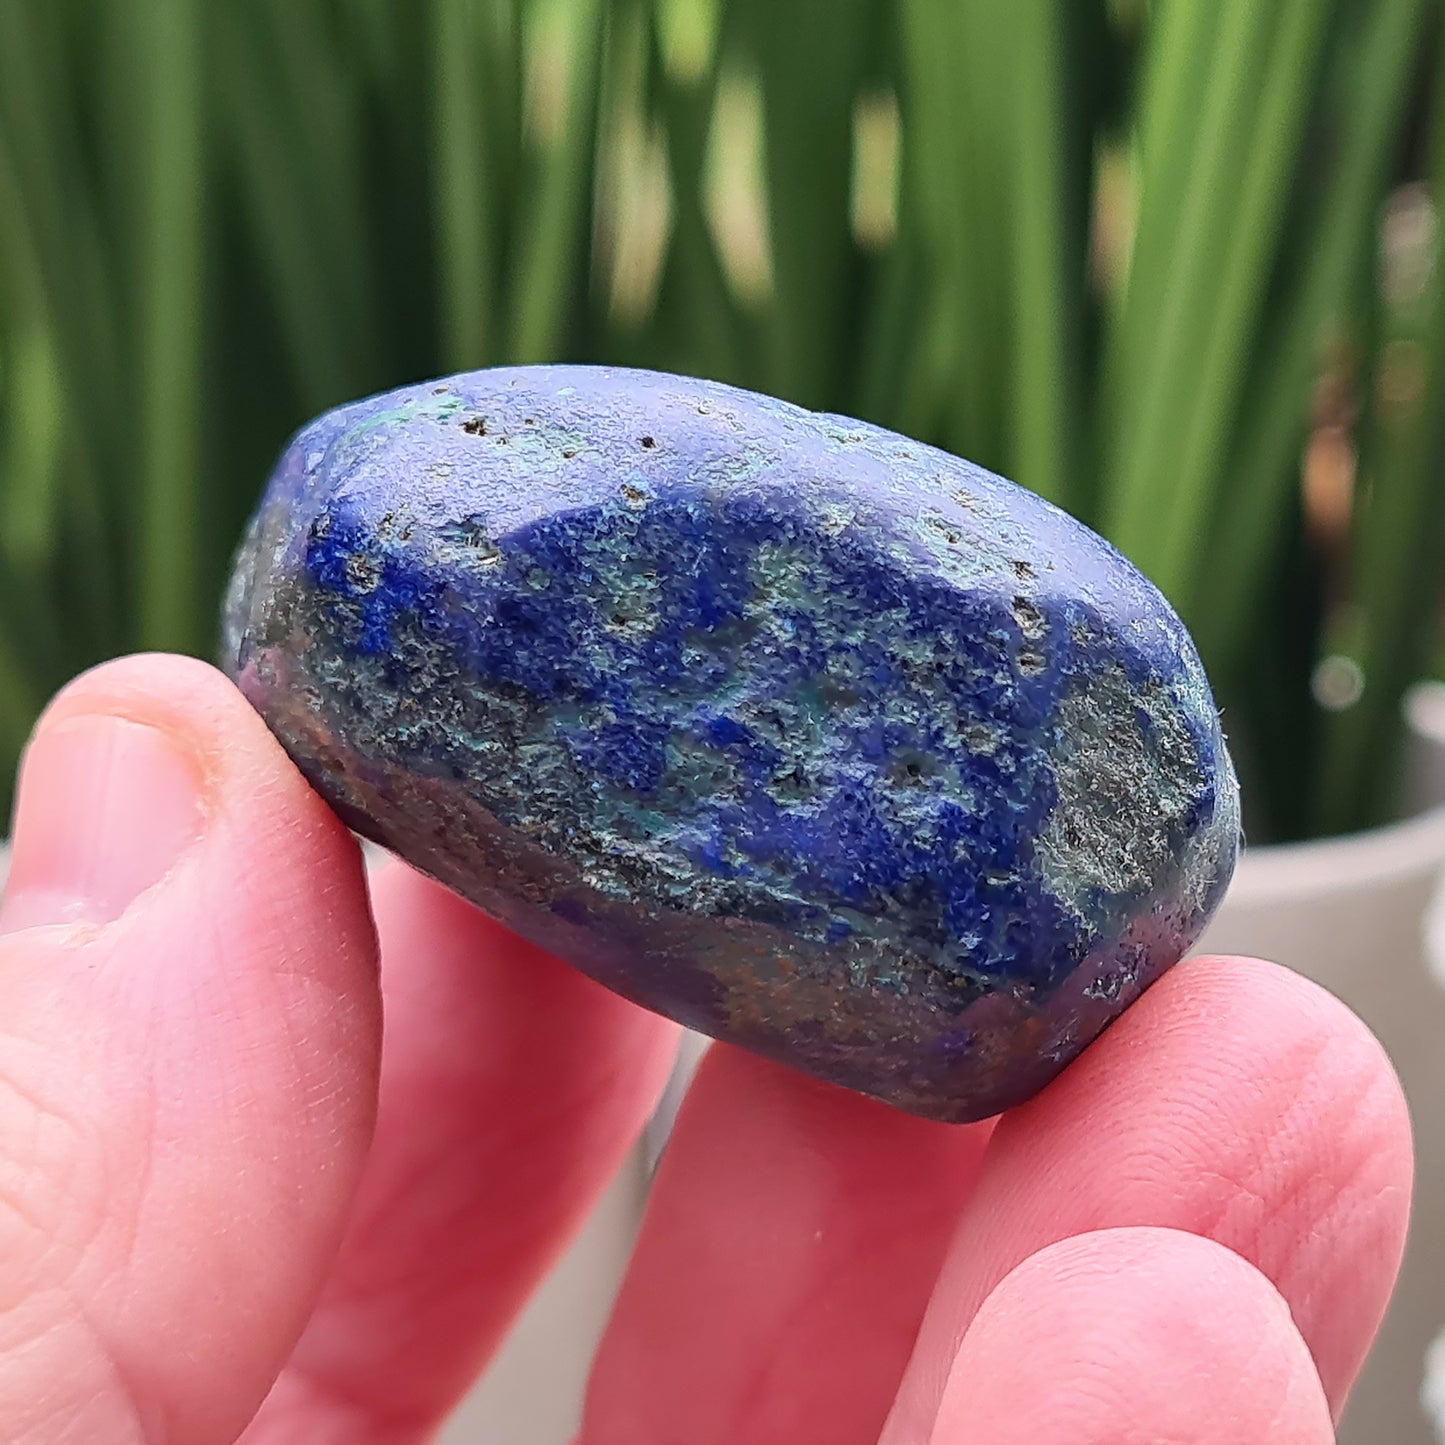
[223,366,1239,1122]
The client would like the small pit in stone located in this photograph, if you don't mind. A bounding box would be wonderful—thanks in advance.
[1017,650,1046,677]
[461,416,488,436]
[640,435,657,449]
[889,749,941,787]
[1011,596,1047,639]
[769,765,814,803]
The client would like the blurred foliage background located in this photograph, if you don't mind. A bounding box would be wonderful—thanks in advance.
[1,0,1444,840]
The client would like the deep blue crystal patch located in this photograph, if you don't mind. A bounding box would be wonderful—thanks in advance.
[224,366,1239,1121]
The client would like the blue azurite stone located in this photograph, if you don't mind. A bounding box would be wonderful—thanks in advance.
[223,366,1239,1122]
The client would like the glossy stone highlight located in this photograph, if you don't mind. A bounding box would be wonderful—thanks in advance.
[223,366,1239,1122]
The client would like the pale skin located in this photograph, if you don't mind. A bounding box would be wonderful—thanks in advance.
[0,653,1412,1444]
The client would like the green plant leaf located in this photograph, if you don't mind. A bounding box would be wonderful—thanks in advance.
[509,0,607,362]
[1314,14,1445,833]
[132,0,207,653]
[1192,0,1428,665]
[1103,0,1335,608]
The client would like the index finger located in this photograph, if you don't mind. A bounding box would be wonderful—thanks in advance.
[882,954,1412,1441]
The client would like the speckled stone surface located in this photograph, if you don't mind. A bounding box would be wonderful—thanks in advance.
[223,366,1239,1122]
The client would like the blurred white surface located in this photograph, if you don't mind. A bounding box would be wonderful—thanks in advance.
[438,1151,650,1445]
[1424,1325,1445,1443]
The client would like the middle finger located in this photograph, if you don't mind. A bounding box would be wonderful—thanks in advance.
[579,1044,991,1445]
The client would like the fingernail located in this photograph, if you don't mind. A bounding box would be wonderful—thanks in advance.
[1,712,206,934]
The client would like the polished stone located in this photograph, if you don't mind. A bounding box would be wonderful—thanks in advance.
[223,366,1239,1121]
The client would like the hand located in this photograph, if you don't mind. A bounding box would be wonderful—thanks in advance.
[0,656,1410,1444]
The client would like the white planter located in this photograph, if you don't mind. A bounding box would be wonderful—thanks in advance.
[1195,685,1445,1445]
[1198,813,1445,1445]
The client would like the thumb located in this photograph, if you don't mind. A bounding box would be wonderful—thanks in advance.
[1,678,208,935]
[0,654,381,1442]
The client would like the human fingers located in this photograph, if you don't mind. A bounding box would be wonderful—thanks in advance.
[578,1045,992,1445]
[929,1227,1333,1445]
[243,864,680,1443]
[882,955,1411,1441]
[0,654,381,1442]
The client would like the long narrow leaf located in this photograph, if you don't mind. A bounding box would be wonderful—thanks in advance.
[1193,0,1428,664]
[135,0,206,652]
[644,0,745,379]
[1100,0,1219,429]
[432,0,500,370]
[211,3,372,406]
[1314,18,1445,833]
[1104,0,1334,606]
[1006,0,1078,509]
[742,0,876,409]
[897,1,1008,467]
[509,0,606,362]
